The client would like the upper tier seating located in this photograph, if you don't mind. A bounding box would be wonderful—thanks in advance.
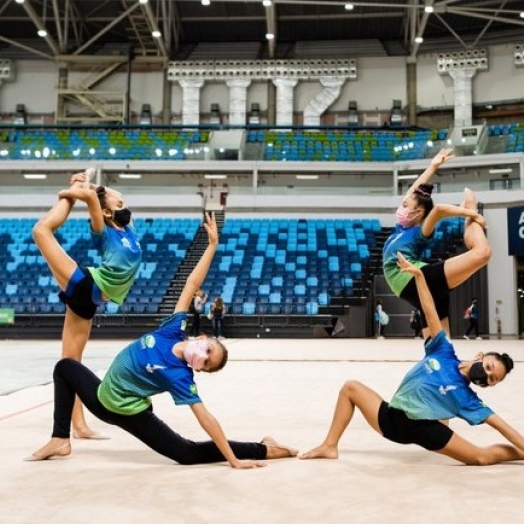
[0,129,209,161]
[246,129,447,162]
[490,122,524,153]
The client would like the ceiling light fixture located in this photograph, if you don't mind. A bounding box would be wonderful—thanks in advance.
[37,28,48,37]
[205,174,228,179]
[424,6,434,14]
[414,36,423,44]
[202,0,211,6]
[118,173,142,179]
[152,29,161,38]
[488,167,513,175]
[397,174,418,180]
[262,0,272,7]
[344,3,354,10]
[295,174,319,180]
[24,174,47,179]
[266,33,275,40]
[139,0,148,5]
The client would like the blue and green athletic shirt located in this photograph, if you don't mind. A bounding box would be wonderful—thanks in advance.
[382,224,432,297]
[97,312,201,415]
[87,224,142,305]
[389,330,493,425]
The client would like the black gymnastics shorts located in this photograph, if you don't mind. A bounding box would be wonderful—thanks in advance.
[58,267,103,320]
[400,261,449,329]
[378,401,453,451]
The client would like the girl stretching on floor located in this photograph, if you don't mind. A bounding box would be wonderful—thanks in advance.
[301,253,524,466]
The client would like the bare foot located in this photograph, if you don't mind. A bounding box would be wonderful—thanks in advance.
[262,436,298,459]
[73,428,110,440]
[299,444,338,460]
[24,438,71,461]
[460,187,477,210]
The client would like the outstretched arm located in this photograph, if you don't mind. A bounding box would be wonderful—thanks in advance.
[406,148,454,197]
[485,414,524,452]
[174,213,218,313]
[397,252,442,339]
[190,403,265,469]
[421,203,486,238]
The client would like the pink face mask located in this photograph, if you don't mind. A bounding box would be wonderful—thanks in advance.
[396,205,419,228]
[183,339,210,371]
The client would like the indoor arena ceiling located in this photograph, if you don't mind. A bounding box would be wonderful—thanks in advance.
[1,0,524,64]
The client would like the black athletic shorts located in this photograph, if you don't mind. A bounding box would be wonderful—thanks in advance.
[58,267,104,320]
[378,401,453,451]
[400,261,449,329]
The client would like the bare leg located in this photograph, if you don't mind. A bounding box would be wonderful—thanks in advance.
[437,432,524,465]
[444,189,491,290]
[32,197,78,289]
[300,381,384,459]
[60,308,106,438]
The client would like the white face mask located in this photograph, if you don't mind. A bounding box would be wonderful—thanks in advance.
[183,338,210,371]
[395,205,419,228]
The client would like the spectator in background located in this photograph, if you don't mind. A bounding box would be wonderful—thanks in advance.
[211,297,226,339]
[464,298,481,340]
[410,307,422,338]
[191,289,207,337]
[375,299,388,339]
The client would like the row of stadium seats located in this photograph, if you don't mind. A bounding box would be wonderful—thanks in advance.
[246,129,447,162]
[3,122,524,161]
[0,216,464,316]
[0,129,209,161]
[0,217,199,315]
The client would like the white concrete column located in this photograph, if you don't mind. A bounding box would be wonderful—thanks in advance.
[303,76,345,127]
[448,68,477,127]
[178,79,205,126]
[226,78,251,126]
[273,77,298,127]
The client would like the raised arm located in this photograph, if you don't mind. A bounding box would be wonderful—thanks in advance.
[65,172,105,233]
[190,403,265,469]
[174,213,218,314]
[406,148,454,198]
[421,202,486,238]
[397,252,442,339]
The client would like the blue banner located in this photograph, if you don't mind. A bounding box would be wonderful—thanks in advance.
[507,206,524,255]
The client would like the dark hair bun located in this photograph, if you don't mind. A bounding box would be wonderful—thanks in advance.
[501,353,514,373]
[417,183,434,196]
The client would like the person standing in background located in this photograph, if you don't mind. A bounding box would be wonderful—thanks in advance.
[464,298,481,340]
[211,297,226,339]
[191,289,207,337]
[375,299,387,339]
[410,308,422,338]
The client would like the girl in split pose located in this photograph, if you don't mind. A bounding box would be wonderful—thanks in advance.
[301,252,524,466]
[27,213,297,468]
